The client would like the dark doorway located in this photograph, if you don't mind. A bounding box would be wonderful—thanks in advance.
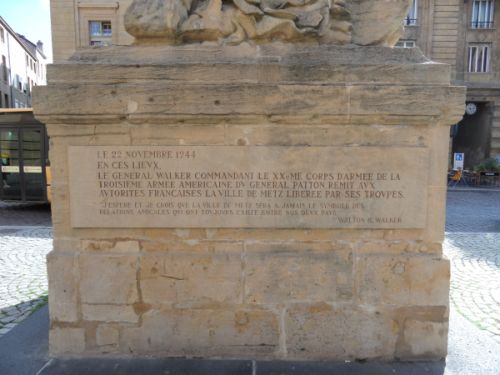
[452,102,492,169]
[0,111,48,202]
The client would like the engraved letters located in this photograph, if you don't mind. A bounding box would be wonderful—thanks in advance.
[69,146,428,228]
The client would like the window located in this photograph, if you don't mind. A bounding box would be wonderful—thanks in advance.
[405,0,418,26]
[468,44,490,73]
[91,21,111,36]
[1,55,6,82]
[395,40,416,48]
[471,0,494,28]
[16,75,22,91]
[89,21,112,46]
[0,27,4,43]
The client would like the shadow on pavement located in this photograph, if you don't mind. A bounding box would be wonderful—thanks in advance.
[0,202,51,227]
[0,297,48,337]
[0,305,49,375]
[445,191,500,233]
[39,358,446,375]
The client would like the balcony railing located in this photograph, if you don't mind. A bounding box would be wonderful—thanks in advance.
[471,21,494,29]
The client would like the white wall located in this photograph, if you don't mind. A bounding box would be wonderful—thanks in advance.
[0,21,47,108]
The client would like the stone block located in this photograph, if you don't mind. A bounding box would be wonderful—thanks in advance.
[81,240,140,253]
[244,243,353,304]
[121,307,279,357]
[285,303,398,360]
[47,252,78,322]
[82,304,139,323]
[355,255,450,306]
[131,125,225,145]
[79,255,139,304]
[225,124,429,148]
[427,126,451,187]
[349,85,464,120]
[397,320,448,359]
[424,186,448,243]
[50,328,86,355]
[356,240,410,254]
[140,242,243,306]
[52,237,81,252]
[96,325,120,347]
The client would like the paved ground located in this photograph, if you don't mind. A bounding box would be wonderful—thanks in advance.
[0,202,51,227]
[0,192,499,374]
[0,202,52,338]
[444,190,500,342]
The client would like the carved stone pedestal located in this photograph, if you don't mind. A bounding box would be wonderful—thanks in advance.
[34,44,464,360]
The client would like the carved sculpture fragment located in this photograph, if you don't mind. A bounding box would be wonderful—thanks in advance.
[124,0,412,46]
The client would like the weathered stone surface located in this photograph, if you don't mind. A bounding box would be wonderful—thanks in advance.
[82,240,140,253]
[79,255,139,304]
[125,0,353,45]
[47,252,78,323]
[349,0,411,46]
[50,328,86,355]
[96,325,120,347]
[121,308,279,357]
[48,45,451,86]
[131,125,226,146]
[225,124,431,147]
[82,304,139,323]
[36,81,464,122]
[140,243,242,306]
[355,255,450,306]
[124,0,411,46]
[181,0,236,42]
[245,243,353,304]
[124,0,189,41]
[399,320,448,359]
[285,304,399,360]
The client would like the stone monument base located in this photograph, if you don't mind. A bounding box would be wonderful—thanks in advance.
[34,44,464,360]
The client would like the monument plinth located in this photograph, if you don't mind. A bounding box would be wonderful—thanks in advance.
[34,0,465,360]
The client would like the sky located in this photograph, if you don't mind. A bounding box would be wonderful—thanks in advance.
[0,0,53,62]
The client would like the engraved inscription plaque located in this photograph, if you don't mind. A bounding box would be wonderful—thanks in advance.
[68,146,428,228]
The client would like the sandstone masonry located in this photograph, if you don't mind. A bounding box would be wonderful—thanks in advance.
[34,44,465,360]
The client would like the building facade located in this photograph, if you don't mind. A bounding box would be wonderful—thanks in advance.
[0,17,48,109]
[399,0,500,168]
[49,0,500,168]
[51,0,133,63]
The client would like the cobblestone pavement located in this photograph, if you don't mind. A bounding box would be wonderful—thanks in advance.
[0,203,52,338]
[445,190,500,342]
